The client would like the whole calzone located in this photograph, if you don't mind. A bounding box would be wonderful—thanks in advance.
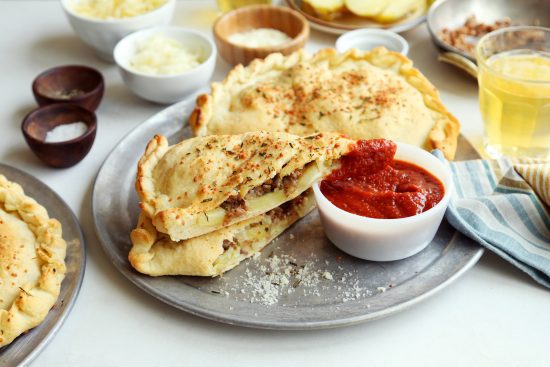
[190,47,460,160]
[0,175,66,347]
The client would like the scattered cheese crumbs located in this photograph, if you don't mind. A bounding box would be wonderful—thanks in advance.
[289,234,295,240]
[235,254,334,305]
[228,28,292,48]
[130,34,204,75]
[208,250,394,307]
[71,0,167,19]
[45,122,87,143]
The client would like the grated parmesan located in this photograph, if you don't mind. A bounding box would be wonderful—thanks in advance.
[70,0,167,20]
[210,249,391,307]
[129,34,204,75]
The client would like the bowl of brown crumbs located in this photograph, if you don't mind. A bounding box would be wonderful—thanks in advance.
[426,0,550,75]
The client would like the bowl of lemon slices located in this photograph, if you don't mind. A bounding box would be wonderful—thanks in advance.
[286,0,429,34]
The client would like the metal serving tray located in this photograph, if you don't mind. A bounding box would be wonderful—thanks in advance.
[93,97,482,330]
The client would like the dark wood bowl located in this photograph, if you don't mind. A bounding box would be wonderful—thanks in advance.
[32,65,104,111]
[214,5,309,66]
[21,103,97,168]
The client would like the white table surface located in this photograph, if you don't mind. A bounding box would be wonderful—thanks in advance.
[1,1,549,366]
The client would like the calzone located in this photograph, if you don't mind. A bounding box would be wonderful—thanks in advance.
[136,131,354,241]
[0,175,66,347]
[129,190,314,276]
[190,47,460,160]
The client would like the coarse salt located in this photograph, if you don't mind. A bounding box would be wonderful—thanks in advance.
[45,122,88,143]
[130,34,204,75]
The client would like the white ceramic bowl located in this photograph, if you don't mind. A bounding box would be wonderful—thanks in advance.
[335,29,409,55]
[113,26,216,104]
[313,142,453,262]
[61,0,175,62]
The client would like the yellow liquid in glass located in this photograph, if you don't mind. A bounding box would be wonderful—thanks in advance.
[216,0,272,12]
[478,50,550,158]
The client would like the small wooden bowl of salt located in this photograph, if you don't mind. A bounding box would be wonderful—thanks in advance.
[21,103,97,168]
[214,5,309,66]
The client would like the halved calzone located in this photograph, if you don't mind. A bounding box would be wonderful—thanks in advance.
[190,47,460,159]
[136,131,354,242]
[0,175,66,347]
[129,190,315,276]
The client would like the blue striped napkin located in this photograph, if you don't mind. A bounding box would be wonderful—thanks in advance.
[433,151,550,288]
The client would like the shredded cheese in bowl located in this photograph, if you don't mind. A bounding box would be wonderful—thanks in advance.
[129,34,204,75]
[70,0,167,19]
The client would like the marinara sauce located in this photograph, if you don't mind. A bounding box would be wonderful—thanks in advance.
[320,139,444,219]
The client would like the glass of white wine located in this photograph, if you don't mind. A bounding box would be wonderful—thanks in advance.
[477,26,550,159]
[216,0,272,13]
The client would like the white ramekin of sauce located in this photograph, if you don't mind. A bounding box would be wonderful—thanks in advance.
[313,140,453,261]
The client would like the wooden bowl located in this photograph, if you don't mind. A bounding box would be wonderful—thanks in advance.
[32,65,104,111]
[21,103,97,168]
[214,5,310,66]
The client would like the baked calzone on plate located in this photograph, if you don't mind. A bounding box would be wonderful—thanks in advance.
[136,131,354,242]
[129,190,315,276]
[190,47,460,160]
[0,175,66,347]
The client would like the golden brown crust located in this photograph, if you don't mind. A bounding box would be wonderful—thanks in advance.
[0,175,66,347]
[129,190,316,277]
[190,47,460,160]
[135,131,355,241]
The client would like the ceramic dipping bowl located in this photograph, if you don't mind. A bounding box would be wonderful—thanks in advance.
[114,26,216,104]
[313,142,454,262]
[60,0,176,62]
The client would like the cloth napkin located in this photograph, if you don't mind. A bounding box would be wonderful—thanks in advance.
[433,151,550,288]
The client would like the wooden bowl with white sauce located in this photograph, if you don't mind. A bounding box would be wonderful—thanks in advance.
[214,5,310,66]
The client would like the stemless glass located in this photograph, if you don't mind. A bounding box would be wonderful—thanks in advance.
[216,0,272,12]
[476,26,550,159]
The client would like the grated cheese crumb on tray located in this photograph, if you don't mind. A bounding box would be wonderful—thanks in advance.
[208,251,390,306]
